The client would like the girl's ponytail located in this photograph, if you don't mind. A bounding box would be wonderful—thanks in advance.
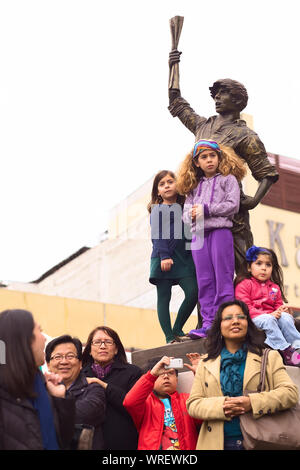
[267,248,288,303]
[234,260,251,287]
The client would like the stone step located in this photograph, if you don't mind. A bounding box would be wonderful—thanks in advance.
[131,338,207,373]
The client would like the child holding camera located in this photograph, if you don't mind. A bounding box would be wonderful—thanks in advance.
[123,356,201,450]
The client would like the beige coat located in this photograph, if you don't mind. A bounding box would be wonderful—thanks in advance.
[186,350,299,450]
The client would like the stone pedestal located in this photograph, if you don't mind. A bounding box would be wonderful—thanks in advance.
[131,338,207,372]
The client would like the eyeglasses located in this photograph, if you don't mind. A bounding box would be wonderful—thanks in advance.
[161,370,177,377]
[91,339,114,347]
[222,314,247,322]
[50,353,78,362]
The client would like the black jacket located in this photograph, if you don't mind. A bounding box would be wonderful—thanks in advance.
[82,360,142,450]
[66,371,106,450]
[0,383,75,450]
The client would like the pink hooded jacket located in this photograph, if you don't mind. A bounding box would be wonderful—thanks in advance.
[235,276,283,319]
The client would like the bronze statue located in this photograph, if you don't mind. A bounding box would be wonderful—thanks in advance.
[168,17,279,273]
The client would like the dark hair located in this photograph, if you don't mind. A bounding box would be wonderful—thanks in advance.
[203,300,266,361]
[234,247,288,302]
[144,356,178,376]
[45,335,83,363]
[0,309,38,398]
[209,78,248,112]
[147,170,185,213]
[82,326,128,366]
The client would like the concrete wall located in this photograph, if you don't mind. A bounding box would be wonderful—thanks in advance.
[0,289,198,349]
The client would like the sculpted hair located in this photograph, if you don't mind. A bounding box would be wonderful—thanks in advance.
[176,144,246,195]
[82,326,128,366]
[45,335,83,363]
[203,300,266,361]
[234,247,288,303]
[0,309,37,398]
[209,78,248,112]
[147,170,185,213]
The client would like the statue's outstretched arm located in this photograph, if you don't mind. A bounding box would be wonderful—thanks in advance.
[167,49,206,136]
[240,177,274,210]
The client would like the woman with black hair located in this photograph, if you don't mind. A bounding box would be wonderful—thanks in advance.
[0,309,75,450]
[186,300,298,450]
[82,326,142,450]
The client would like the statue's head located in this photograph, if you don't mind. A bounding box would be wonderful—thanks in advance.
[209,79,248,113]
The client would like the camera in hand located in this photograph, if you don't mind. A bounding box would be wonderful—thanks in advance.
[165,358,183,369]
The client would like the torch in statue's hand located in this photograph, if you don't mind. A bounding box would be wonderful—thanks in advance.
[169,50,182,68]
[168,16,184,90]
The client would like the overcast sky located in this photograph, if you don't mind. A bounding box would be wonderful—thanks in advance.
[1,0,299,283]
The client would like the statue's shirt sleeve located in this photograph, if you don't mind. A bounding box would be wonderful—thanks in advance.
[168,96,207,135]
[234,130,278,182]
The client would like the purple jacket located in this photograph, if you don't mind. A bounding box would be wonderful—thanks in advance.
[183,173,240,231]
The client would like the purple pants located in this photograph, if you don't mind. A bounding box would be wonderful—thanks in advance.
[192,228,235,328]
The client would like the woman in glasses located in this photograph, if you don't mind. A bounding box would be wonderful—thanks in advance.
[0,309,75,450]
[186,300,298,450]
[82,326,142,450]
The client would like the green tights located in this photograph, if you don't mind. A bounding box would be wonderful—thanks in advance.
[156,276,198,343]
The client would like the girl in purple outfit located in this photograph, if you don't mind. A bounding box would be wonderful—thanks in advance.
[177,140,246,338]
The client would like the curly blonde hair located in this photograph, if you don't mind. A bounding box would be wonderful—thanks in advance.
[176,144,247,195]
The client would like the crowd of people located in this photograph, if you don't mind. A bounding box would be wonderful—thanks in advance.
[149,139,300,367]
[145,135,299,450]
[0,129,299,451]
[0,299,299,451]
[0,138,300,451]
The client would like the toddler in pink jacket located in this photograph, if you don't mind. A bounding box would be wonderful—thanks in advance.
[235,245,300,367]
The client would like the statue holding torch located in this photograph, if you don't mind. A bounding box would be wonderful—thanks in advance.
[167,15,279,273]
